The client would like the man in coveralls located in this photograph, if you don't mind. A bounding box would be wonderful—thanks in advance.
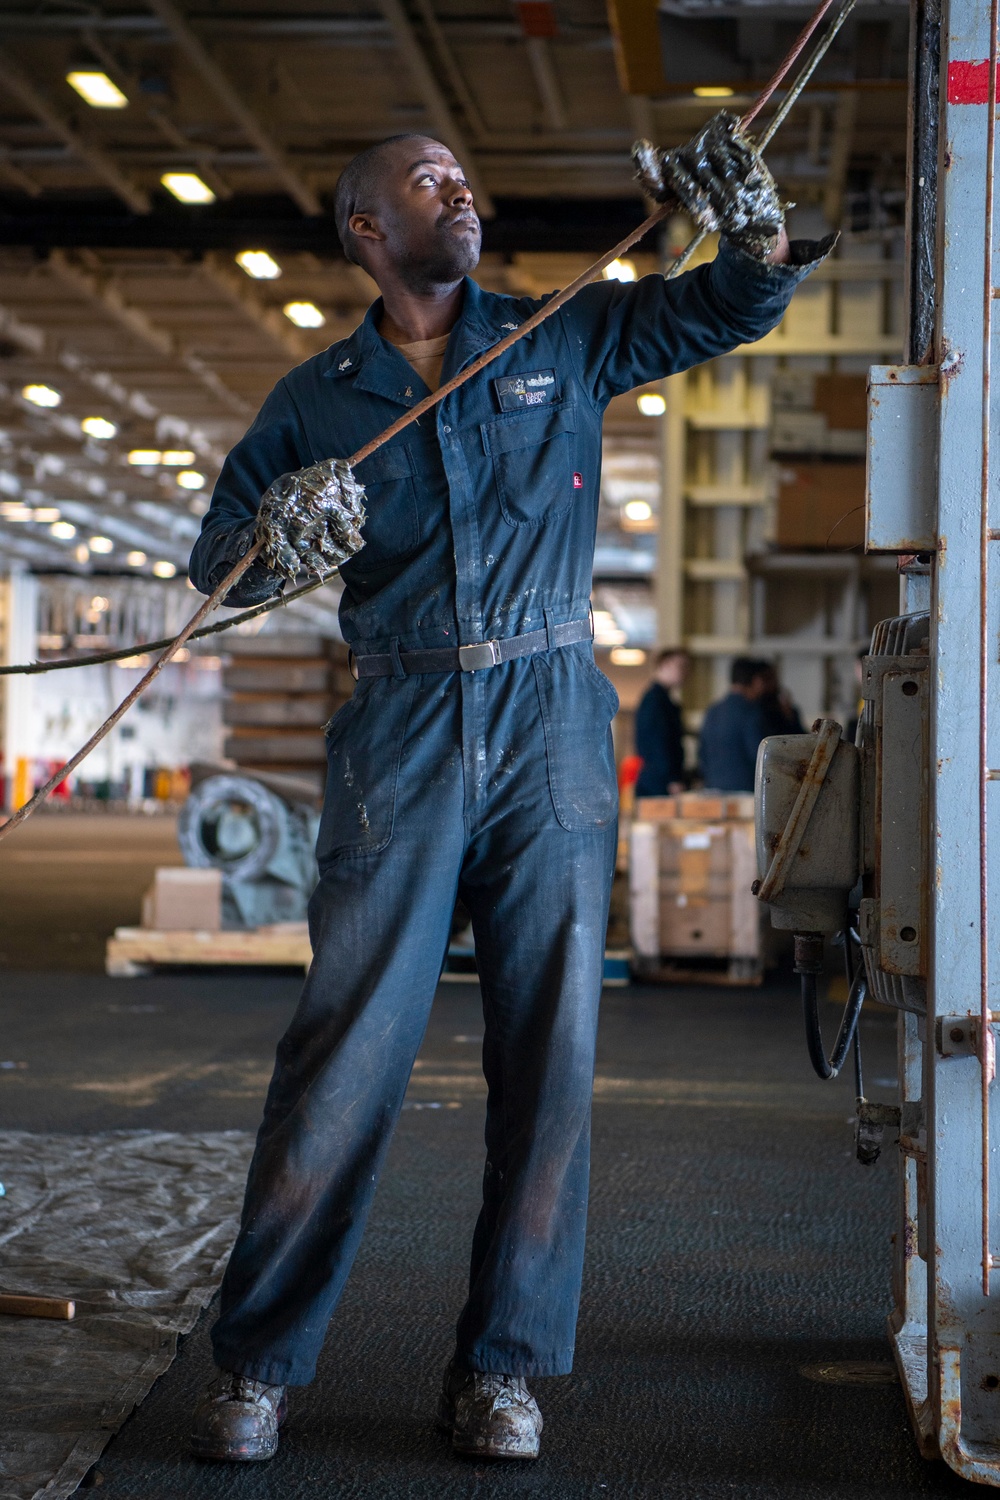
[187,131,828,1464]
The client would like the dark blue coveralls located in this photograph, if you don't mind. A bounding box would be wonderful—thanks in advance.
[189,238,823,1387]
[699,690,767,792]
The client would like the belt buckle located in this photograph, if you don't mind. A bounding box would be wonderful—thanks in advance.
[458,639,501,672]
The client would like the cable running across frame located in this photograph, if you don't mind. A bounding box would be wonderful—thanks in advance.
[0,0,853,843]
[0,0,857,685]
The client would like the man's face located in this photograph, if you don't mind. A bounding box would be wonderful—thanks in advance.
[351,139,482,290]
[656,654,688,689]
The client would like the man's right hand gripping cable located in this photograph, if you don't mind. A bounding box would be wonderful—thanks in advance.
[255,457,368,581]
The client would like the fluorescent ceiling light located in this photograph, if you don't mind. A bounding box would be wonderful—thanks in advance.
[161,172,216,204]
[177,470,206,490]
[0,502,32,521]
[22,383,62,408]
[51,520,76,539]
[236,250,282,280]
[81,415,118,440]
[127,550,147,566]
[89,535,114,554]
[694,85,734,98]
[128,449,161,465]
[66,71,128,108]
[604,258,637,283]
[624,499,653,522]
[152,560,177,578]
[283,300,325,328]
[32,507,61,522]
[610,647,647,666]
[637,393,667,417]
[161,449,196,466]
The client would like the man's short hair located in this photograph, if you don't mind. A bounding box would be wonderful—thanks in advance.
[655,647,687,666]
[334,134,430,266]
[731,656,769,687]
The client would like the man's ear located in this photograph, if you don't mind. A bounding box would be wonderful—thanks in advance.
[349,212,384,245]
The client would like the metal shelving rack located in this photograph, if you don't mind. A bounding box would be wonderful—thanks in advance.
[654,232,905,727]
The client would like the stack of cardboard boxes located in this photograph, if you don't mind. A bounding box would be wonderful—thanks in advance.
[629,792,761,984]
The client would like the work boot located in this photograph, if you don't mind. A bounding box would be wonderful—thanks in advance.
[189,1370,287,1461]
[438,1362,543,1459]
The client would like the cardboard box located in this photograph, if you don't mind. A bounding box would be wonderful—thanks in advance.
[142,867,222,931]
[629,819,760,962]
[659,898,732,956]
[635,793,754,822]
[775,462,866,549]
[812,373,867,431]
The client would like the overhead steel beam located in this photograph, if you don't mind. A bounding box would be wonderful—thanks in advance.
[374,0,496,217]
[144,0,323,217]
[80,27,234,203]
[46,251,252,417]
[198,254,311,364]
[0,52,150,214]
[0,147,40,197]
[411,0,488,140]
[525,39,568,132]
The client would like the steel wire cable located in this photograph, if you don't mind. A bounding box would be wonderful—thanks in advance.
[0,0,853,841]
[0,0,855,687]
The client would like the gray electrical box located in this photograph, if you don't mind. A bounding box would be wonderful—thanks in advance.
[866,365,938,552]
[755,732,861,932]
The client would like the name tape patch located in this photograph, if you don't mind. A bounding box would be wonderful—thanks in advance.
[493,369,558,412]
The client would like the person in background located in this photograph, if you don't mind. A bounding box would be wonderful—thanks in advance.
[757,660,804,737]
[699,657,770,792]
[634,647,689,796]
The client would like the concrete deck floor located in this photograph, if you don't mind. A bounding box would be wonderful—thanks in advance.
[0,963,982,1499]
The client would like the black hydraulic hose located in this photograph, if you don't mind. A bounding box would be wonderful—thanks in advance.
[801,954,867,1081]
[843,922,866,1098]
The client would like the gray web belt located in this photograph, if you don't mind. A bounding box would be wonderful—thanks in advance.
[350,615,594,679]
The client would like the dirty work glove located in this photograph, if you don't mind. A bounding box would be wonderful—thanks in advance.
[255,457,367,580]
[633,111,784,262]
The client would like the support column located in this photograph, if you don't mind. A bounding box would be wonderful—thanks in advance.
[0,570,38,810]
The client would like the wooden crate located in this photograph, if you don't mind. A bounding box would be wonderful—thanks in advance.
[629,816,762,984]
[222,633,354,787]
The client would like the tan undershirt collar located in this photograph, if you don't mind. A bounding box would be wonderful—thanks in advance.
[383,330,451,393]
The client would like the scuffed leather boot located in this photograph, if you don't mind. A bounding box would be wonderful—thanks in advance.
[438,1362,543,1460]
[190,1370,287,1461]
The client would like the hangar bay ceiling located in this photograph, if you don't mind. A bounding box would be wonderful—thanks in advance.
[0,0,907,587]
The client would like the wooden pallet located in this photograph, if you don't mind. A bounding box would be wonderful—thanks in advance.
[107,929,635,986]
[106,923,312,976]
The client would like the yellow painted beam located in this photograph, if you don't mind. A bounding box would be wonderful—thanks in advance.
[606,0,667,96]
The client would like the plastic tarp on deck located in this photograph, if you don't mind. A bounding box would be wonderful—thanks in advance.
[0,1130,254,1500]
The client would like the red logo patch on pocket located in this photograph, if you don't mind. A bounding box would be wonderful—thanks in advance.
[573,472,583,489]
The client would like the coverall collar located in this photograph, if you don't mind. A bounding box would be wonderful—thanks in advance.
[322,278,514,408]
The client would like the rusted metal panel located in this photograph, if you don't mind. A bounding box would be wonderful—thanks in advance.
[879,666,929,975]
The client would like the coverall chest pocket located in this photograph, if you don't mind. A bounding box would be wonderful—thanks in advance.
[481,401,578,527]
[317,677,417,863]
[351,444,420,565]
[532,650,620,831]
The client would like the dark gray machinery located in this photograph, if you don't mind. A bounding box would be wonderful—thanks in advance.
[754,0,1000,1477]
[178,771,319,929]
